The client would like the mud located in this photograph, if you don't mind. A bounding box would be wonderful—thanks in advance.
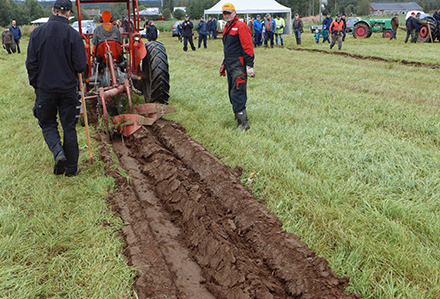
[287,47,440,69]
[100,119,361,299]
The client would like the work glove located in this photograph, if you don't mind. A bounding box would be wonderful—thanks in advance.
[246,66,255,77]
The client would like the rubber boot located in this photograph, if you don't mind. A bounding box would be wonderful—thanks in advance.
[235,109,250,131]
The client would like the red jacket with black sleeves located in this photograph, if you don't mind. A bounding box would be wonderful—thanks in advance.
[222,16,254,68]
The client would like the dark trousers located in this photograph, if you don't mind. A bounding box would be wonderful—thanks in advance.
[405,29,416,43]
[33,88,80,174]
[390,29,397,40]
[264,31,274,47]
[330,32,342,49]
[183,36,195,51]
[5,43,16,54]
[14,39,20,53]
[198,34,207,48]
[254,31,262,46]
[342,29,346,41]
[213,29,217,39]
[226,59,247,113]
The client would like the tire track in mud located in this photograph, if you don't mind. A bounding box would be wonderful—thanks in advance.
[287,47,440,69]
[100,119,361,299]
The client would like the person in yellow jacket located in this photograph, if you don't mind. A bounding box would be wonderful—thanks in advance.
[274,15,285,47]
[329,14,344,50]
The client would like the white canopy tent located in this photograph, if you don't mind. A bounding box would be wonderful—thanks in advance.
[204,0,292,34]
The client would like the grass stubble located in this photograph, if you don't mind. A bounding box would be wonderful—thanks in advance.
[1,29,440,298]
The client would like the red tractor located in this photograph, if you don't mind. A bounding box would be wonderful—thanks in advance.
[75,0,173,138]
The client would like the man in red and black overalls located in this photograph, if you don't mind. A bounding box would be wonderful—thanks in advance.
[219,2,254,131]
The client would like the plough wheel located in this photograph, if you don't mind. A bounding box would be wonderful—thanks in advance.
[141,41,170,104]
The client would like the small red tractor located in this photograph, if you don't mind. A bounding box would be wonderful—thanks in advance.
[75,0,173,138]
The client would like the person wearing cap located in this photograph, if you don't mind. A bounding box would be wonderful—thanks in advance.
[263,14,276,48]
[292,13,303,45]
[182,15,196,51]
[390,14,399,40]
[322,13,332,36]
[329,14,344,50]
[2,27,15,54]
[253,15,263,47]
[197,16,208,48]
[9,20,21,54]
[405,12,417,43]
[275,14,285,47]
[341,14,347,41]
[414,12,429,43]
[92,10,122,46]
[26,0,87,177]
[219,2,254,131]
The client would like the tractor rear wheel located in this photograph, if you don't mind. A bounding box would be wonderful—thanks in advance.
[141,41,170,104]
[418,24,434,42]
[353,23,370,38]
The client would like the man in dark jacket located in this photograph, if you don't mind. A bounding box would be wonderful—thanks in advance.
[292,13,303,45]
[26,0,87,176]
[182,15,196,51]
[9,20,21,54]
[212,17,218,39]
[122,16,134,43]
[197,16,208,48]
[207,17,213,39]
[405,12,416,43]
[390,14,399,40]
[433,8,440,32]
[146,20,158,41]
[414,12,428,43]
[2,27,15,54]
[219,2,254,131]
[341,14,347,41]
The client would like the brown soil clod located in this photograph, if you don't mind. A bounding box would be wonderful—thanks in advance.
[100,119,361,299]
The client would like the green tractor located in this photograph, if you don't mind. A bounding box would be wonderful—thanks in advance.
[353,19,393,38]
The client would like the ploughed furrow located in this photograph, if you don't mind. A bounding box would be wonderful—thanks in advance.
[103,119,361,299]
[287,47,440,69]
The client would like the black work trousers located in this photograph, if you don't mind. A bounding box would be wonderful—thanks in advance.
[33,88,80,174]
[14,39,20,53]
[183,36,196,51]
[264,31,274,47]
[198,34,207,48]
[226,58,248,113]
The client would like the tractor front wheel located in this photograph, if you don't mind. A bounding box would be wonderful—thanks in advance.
[418,24,434,42]
[383,31,392,38]
[353,23,370,38]
[140,41,170,104]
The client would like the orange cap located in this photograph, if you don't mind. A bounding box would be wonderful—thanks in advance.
[222,3,235,12]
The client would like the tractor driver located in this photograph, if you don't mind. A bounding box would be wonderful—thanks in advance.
[92,10,122,47]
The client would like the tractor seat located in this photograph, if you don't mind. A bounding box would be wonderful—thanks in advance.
[94,40,123,63]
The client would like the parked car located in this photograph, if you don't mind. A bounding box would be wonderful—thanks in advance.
[172,21,180,37]
[72,20,96,34]
[346,17,362,33]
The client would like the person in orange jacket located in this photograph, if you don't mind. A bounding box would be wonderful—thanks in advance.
[329,14,344,50]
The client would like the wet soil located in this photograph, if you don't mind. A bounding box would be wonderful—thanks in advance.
[100,119,361,299]
[287,47,440,69]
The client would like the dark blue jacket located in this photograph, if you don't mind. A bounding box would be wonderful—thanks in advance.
[26,15,87,92]
[182,19,193,37]
[322,16,333,30]
[406,16,416,31]
[211,18,217,31]
[9,25,21,40]
[146,25,158,40]
[197,20,208,35]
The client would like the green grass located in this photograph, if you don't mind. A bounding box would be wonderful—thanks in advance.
[0,44,136,298]
[2,32,440,298]
[165,34,440,298]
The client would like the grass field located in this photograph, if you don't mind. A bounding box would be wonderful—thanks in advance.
[1,30,440,298]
